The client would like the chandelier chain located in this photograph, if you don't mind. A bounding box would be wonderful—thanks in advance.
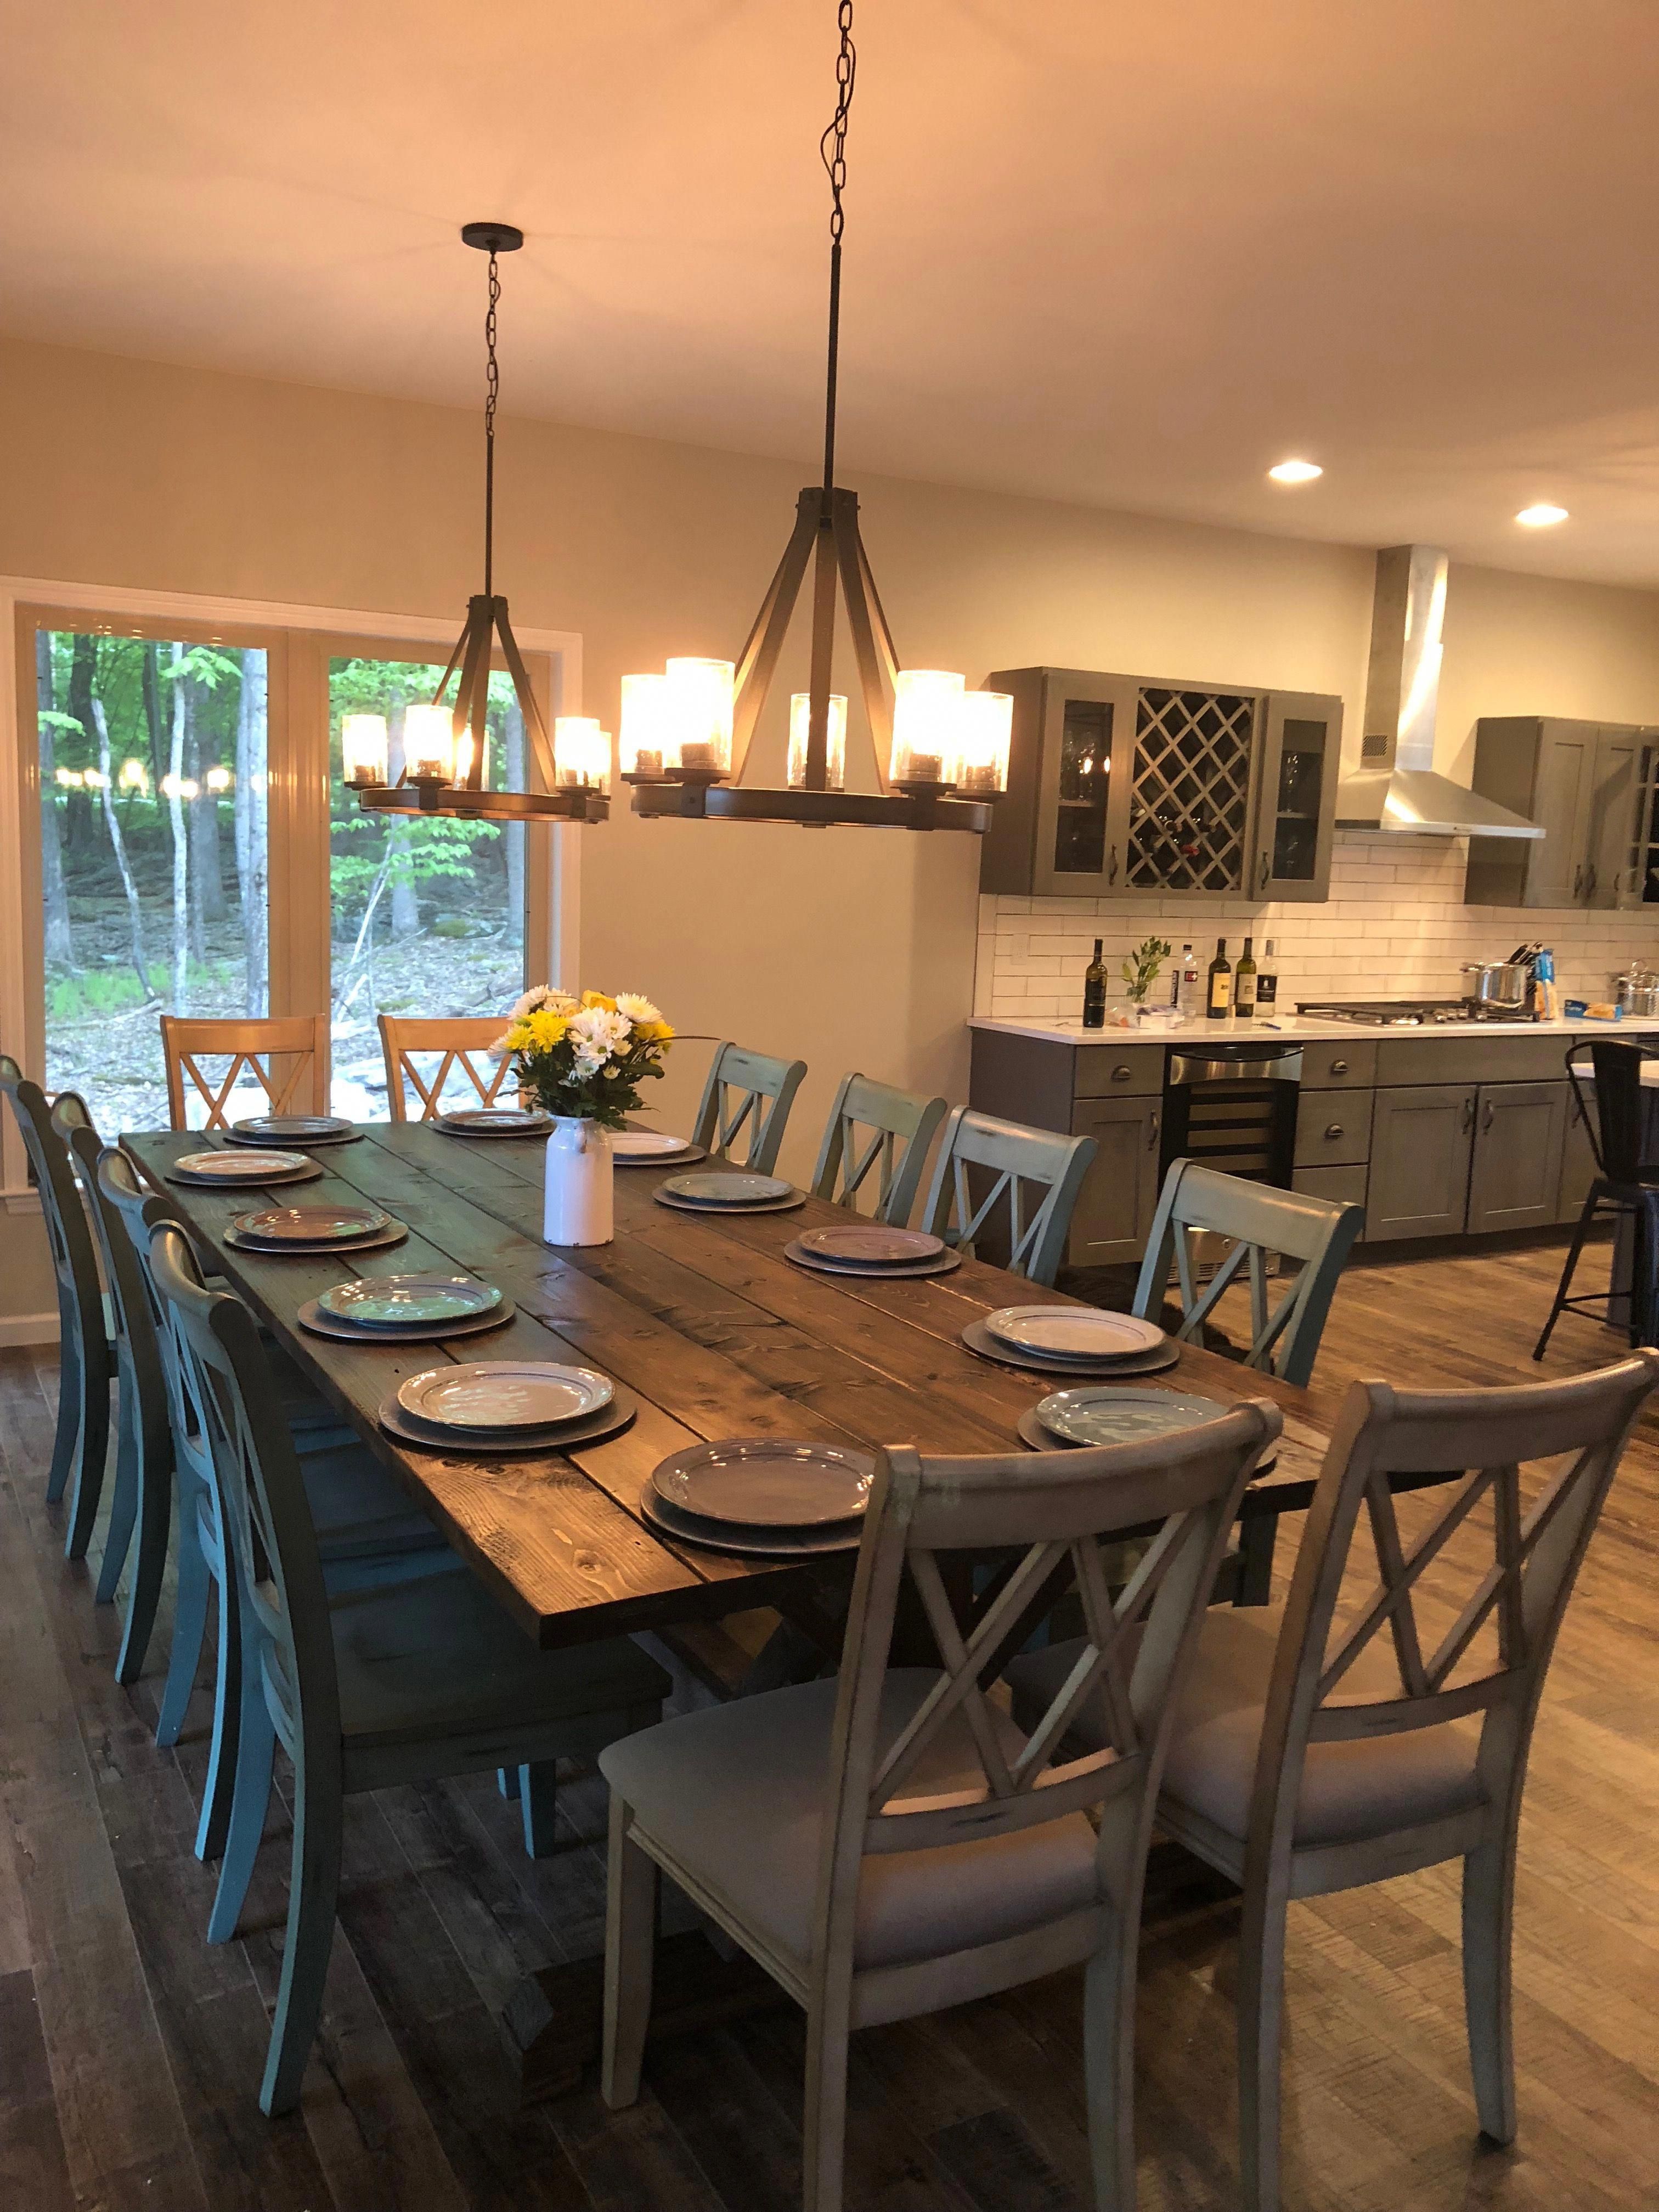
[819,0,856,498]
[483,248,502,596]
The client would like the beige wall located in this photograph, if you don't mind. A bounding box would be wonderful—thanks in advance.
[4,330,1659,1311]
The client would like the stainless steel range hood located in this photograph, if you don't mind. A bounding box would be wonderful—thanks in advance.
[1335,545,1543,839]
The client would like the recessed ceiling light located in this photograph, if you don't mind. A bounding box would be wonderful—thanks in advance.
[1267,459,1323,484]
[1516,503,1568,527]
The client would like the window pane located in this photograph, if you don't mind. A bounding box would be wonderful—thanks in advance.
[328,658,528,1120]
[37,630,269,1132]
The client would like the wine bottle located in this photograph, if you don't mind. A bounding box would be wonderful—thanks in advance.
[1206,938,1232,1020]
[1235,936,1258,1019]
[1171,942,1193,1010]
[1082,938,1107,1029]
[1257,939,1278,1009]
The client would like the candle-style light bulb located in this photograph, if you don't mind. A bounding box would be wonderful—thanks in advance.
[664,657,735,776]
[403,703,456,783]
[554,716,612,791]
[619,673,673,778]
[889,669,966,788]
[787,693,848,790]
[341,713,390,788]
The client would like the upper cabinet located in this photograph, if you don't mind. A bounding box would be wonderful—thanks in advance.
[1464,716,1656,910]
[978,666,1341,902]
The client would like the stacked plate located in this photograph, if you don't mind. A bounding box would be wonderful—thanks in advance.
[639,1437,874,1557]
[611,1130,706,1167]
[223,1201,408,1257]
[1018,1386,1228,1454]
[165,1147,323,1190]
[784,1223,961,1280]
[961,1304,1181,1379]
[228,1113,359,1147]
[379,1358,635,1453]
[298,1272,515,1344]
[653,1170,804,1217]
[435,1107,554,1139]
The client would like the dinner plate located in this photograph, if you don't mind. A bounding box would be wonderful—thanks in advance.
[1014,1403,1279,1476]
[960,1319,1182,1379]
[435,1108,553,1138]
[230,1203,391,1244]
[984,1306,1166,1360]
[782,1239,963,1280]
[317,1274,503,1327]
[650,1437,876,1529]
[297,1296,514,1345]
[378,1387,637,1457]
[167,1155,323,1189]
[222,1222,409,1258]
[397,1359,616,1431]
[653,1188,805,1217]
[639,1487,861,1559]
[1033,1387,1229,1448]
[796,1224,945,1266]
[661,1170,793,1206]
[229,1114,358,1144]
[611,1131,705,1163]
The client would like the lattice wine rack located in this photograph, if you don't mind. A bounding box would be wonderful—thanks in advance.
[1126,687,1256,893]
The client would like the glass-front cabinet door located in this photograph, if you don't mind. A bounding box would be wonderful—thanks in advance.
[1249,691,1342,903]
[1030,670,1136,898]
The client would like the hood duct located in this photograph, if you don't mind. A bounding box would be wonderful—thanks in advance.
[1335,544,1543,839]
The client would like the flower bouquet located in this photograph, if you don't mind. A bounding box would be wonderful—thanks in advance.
[495,987,675,1245]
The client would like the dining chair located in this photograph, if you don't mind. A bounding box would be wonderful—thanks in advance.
[599,1400,1281,2212]
[809,1072,947,1225]
[691,1040,808,1173]
[161,1012,331,1131]
[103,1153,454,1864]
[379,1012,518,1122]
[917,1105,1097,1288]
[0,1055,111,1562]
[1534,1039,1659,1356]
[148,1220,670,2116]
[1009,1355,1659,2212]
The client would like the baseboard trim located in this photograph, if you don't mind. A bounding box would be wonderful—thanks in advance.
[0,1312,59,1348]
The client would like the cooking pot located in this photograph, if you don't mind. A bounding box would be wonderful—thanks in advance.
[1462,960,1531,1008]
[1612,967,1659,1015]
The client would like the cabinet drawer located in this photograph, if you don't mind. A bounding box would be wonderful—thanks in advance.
[1073,1044,1166,1099]
[1293,1163,1369,1211]
[1294,1088,1374,1168]
[1299,1040,1376,1090]
[1375,1034,1568,1087]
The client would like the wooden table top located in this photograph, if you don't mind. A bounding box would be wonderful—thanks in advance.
[123,1123,1338,1650]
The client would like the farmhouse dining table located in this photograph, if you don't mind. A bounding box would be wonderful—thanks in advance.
[122,1115,1348,2096]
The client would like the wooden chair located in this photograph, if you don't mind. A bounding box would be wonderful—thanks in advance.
[692,1041,808,1173]
[918,1105,1097,1288]
[0,1056,111,1562]
[809,1072,947,1225]
[1011,1355,1659,2212]
[1534,1039,1659,1356]
[146,1221,670,2115]
[599,1400,1281,2212]
[161,1012,330,1131]
[378,1012,518,1122]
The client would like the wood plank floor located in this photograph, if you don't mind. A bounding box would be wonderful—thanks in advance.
[2,1234,1657,2210]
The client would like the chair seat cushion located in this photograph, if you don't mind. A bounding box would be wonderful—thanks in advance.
[599,1671,1100,1976]
[319,1578,670,1752]
[1007,1608,1483,1851]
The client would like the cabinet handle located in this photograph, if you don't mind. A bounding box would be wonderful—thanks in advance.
[1329,1058,1349,1075]
[1586,864,1599,899]
[1146,1111,1159,1150]
[1462,1094,1475,1132]
[1258,853,1269,889]
[1111,1064,1132,1084]
[1573,862,1584,899]
[1482,1097,1494,1133]
[1324,1123,1345,1141]
[1108,843,1119,885]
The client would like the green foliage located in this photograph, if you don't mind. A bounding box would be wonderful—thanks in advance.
[1121,936,1172,1004]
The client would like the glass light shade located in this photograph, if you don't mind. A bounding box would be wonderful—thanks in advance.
[619,672,674,776]
[403,703,456,782]
[555,716,612,791]
[452,727,486,786]
[664,656,735,776]
[205,764,233,794]
[889,669,966,786]
[787,692,848,789]
[341,712,390,787]
[953,690,1013,795]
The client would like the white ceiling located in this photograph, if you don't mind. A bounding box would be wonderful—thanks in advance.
[6,0,1659,583]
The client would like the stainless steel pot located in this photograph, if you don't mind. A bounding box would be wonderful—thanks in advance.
[1462,960,1530,1008]
[1613,967,1659,1015]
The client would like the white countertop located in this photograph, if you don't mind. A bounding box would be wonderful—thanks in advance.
[968,1013,1659,1047]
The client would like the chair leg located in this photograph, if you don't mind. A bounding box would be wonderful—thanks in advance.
[802,1988,852,2212]
[259,1747,346,2117]
[93,1391,139,1605]
[1461,1836,1518,2145]
[602,1797,659,2109]
[44,1324,81,1505]
[497,1765,522,1800]
[1533,1193,1599,1359]
[206,1647,274,1944]
[114,1431,173,1686]
[196,1564,244,1864]
[520,1762,559,1858]
[1636,1197,1659,1351]
[1082,1908,1139,2211]
[62,1359,110,1565]
[1237,1881,1290,2212]
[154,1497,211,1746]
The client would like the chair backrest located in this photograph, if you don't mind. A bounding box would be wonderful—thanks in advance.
[0,1055,106,1359]
[379,1013,518,1122]
[812,1402,1280,1980]
[1131,1158,1364,1386]
[99,1149,211,1495]
[918,1107,1097,1288]
[810,1072,948,1224]
[145,1222,337,1754]
[161,1013,330,1131]
[1565,1039,1658,1187]
[691,1041,808,1173]
[1248,1356,1658,1869]
[53,1102,170,1447]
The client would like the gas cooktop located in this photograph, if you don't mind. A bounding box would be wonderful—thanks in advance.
[1296,998,1527,1027]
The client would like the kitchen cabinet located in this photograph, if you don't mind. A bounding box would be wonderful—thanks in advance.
[979,665,1342,903]
[1557,1083,1598,1223]
[1068,1094,1164,1262]
[1367,1085,1476,1240]
[1464,716,1652,910]
[1465,1081,1567,1233]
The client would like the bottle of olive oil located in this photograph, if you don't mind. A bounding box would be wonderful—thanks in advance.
[1206,938,1232,1020]
[1082,938,1107,1029]
[1235,936,1258,1019]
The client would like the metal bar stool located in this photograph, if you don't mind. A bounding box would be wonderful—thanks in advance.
[1535,1039,1659,1357]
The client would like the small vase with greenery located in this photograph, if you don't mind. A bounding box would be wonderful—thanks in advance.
[1121,937,1172,1007]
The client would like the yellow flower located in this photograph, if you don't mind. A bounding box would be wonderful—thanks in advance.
[580,990,617,1012]
[501,1021,533,1054]
[641,1020,675,1043]
[525,1008,570,1049]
